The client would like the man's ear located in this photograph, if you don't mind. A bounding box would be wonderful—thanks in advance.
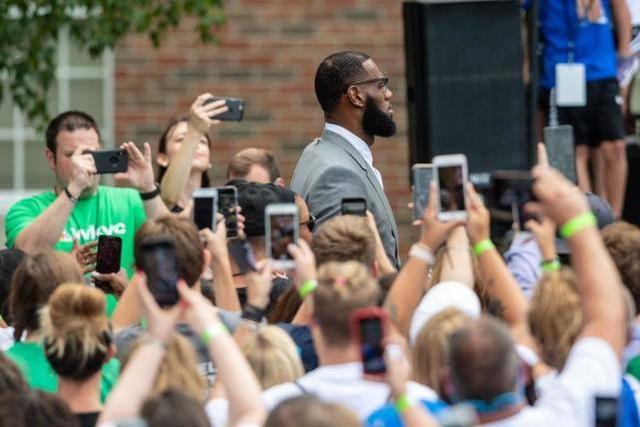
[45,148,56,172]
[156,152,169,167]
[274,177,286,188]
[346,86,367,108]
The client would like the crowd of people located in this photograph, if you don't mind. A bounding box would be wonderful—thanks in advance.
[1,3,640,424]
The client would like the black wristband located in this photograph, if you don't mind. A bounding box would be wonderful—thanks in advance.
[64,187,79,204]
[139,183,161,200]
[241,303,266,323]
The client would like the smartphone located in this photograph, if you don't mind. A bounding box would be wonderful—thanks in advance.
[341,197,367,216]
[192,188,218,231]
[544,125,577,184]
[411,163,433,221]
[228,238,257,274]
[349,307,388,379]
[217,186,238,239]
[88,149,128,174]
[139,236,179,307]
[433,154,468,221]
[203,97,245,121]
[265,203,299,270]
[490,170,536,229]
[95,236,122,293]
[594,396,618,427]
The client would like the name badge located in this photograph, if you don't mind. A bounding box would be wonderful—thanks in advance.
[555,63,586,107]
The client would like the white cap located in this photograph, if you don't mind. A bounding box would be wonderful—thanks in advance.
[409,281,481,344]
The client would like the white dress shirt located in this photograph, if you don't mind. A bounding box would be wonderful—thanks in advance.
[324,123,384,188]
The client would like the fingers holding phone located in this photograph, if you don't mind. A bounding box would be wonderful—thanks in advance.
[190,93,228,133]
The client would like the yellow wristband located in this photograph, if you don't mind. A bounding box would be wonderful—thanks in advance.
[472,239,495,256]
[395,394,414,414]
[559,212,597,239]
[201,322,228,345]
[540,259,561,272]
[298,279,318,300]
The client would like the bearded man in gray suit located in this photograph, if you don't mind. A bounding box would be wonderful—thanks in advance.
[290,51,400,268]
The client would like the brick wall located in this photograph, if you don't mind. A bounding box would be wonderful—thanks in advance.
[115,0,420,258]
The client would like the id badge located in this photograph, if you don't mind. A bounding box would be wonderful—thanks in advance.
[555,63,586,107]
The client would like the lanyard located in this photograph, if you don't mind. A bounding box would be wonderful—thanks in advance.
[564,0,590,62]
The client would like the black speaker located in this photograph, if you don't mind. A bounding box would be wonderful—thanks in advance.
[623,142,640,226]
[403,0,531,184]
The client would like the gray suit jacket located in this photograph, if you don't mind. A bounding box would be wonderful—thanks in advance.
[290,128,400,268]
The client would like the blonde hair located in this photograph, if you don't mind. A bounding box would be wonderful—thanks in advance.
[122,334,207,403]
[528,268,583,370]
[411,308,469,394]
[40,283,111,380]
[313,261,380,347]
[240,326,304,389]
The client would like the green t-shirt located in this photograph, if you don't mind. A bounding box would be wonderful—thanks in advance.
[4,341,120,402]
[5,186,146,278]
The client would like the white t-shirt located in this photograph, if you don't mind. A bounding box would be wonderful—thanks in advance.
[205,362,437,426]
[482,337,621,426]
[627,0,640,26]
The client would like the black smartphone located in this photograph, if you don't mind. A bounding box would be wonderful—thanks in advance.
[411,163,433,221]
[341,197,367,216]
[217,186,238,239]
[594,396,618,427]
[139,236,179,307]
[350,308,388,378]
[192,189,218,231]
[490,170,537,229]
[203,97,245,121]
[95,236,122,293]
[88,149,128,174]
[228,238,257,274]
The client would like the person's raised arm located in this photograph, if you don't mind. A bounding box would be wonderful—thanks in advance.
[13,145,96,253]
[179,283,266,426]
[160,94,228,208]
[234,260,273,345]
[611,0,632,57]
[529,166,627,356]
[439,225,474,287]
[288,240,318,326]
[384,182,463,337]
[366,211,397,275]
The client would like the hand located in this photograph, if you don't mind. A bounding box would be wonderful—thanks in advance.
[384,340,411,398]
[189,93,228,134]
[71,239,98,274]
[200,214,229,264]
[287,239,317,287]
[525,216,557,261]
[526,165,590,228]
[114,142,156,193]
[67,145,98,196]
[537,142,549,167]
[92,268,128,298]
[177,281,221,335]
[137,273,183,342]
[466,183,491,245]
[245,260,274,310]
[419,182,465,250]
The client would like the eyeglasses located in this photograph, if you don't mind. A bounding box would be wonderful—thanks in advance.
[300,214,316,233]
[345,76,389,92]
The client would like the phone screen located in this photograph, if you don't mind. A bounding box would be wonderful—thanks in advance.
[228,238,257,274]
[491,174,536,229]
[218,188,238,238]
[269,213,296,261]
[360,318,386,375]
[141,240,179,307]
[438,165,466,212]
[595,396,618,427]
[193,195,216,231]
[412,166,433,220]
[341,198,367,216]
[96,236,122,274]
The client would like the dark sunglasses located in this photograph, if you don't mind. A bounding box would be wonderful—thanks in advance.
[300,214,317,232]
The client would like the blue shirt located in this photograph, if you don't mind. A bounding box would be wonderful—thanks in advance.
[528,0,618,88]
[366,399,447,427]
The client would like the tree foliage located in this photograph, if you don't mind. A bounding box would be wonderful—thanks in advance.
[0,0,225,130]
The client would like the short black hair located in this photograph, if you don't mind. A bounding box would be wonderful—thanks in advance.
[0,249,26,321]
[314,51,371,113]
[45,110,101,153]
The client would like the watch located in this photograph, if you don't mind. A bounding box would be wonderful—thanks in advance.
[139,183,161,200]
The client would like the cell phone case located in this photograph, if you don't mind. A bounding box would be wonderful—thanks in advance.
[91,150,128,174]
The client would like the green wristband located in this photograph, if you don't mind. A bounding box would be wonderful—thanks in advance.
[559,212,597,239]
[298,279,318,300]
[472,239,495,256]
[395,394,413,414]
[201,322,228,345]
[540,259,561,272]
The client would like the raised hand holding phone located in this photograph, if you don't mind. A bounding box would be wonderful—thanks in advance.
[433,154,468,222]
[266,203,299,270]
[419,181,466,251]
[190,93,228,133]
[349,307,389,380]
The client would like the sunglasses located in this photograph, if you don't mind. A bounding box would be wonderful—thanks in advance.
[300,214,317,233]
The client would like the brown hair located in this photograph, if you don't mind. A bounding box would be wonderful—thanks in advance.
[528,268,583,370]
[134,216,204,286]
[267,287,302,324]
[141,388,210,427]
[311,216,376,268]
[122,334,206,403]
[602,222,640,314]
[8,251,83,341]
[41,284,111,381]
[240,325,304,389]
[312,261,380,347]
[265,395,360,427]
[412,308,470,395]
[0,389,79,427]
[227,148,281,183]
[0,352,27,395]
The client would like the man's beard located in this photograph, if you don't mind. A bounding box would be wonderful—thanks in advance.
[362,97,397,138]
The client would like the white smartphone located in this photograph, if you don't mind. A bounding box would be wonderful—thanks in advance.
[411,163,433,221]
[265,203,299,270]
[192,188,218,231]
[433,154,468,222]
